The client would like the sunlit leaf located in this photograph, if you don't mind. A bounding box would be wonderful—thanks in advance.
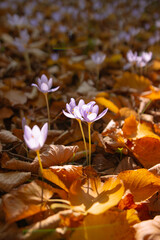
[69,176,124,214]
[118,169,160,202]
[95,97,119,113]
[70,209,139,240]
[114,72,151,92]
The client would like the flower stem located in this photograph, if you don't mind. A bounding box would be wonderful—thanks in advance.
[44,93,51,130]
[77,119,88,165]
[36,150,43,174]
[88,122,92,166]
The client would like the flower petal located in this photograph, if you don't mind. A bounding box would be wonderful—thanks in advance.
[24,125,32,140]
[95,108,108,121]
[87,113,97,121]
[62,110,75,119]
[48,86,60,92]
[48,78,53,89]
[40,123,48,147]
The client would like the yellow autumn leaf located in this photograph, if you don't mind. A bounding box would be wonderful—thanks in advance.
[69,176,124,214]
[70,209,139,240]
[114,72,151,92]
[118,169,160,202]
[95,97,119,114]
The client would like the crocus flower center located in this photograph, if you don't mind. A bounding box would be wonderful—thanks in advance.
[41,83,49,91]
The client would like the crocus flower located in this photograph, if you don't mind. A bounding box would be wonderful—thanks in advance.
[127,50,138,63]
[7,14,28,28]
[23,123,48,151]
[62,98,84,120]
[141,51,152,63]
[91,52,106,65]
[13,29,30,53]
[81,101,108,123]
[32,74,60,93]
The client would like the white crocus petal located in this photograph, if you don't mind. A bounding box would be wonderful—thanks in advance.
[66,103,72,113]
[32,125,41,140]
[78,99,85,108]
[74,107,83,120]
[62,110,75,119]
[41,74,48,84]
[41,122,48,145]
[24,125,32,140]
[49,86,60,92]
[70,98,76,109]
[41,82,49,91]
[87,113,97,121]
[92,105,99,114]
[31,83,39,89]
[95,108,108,121]
[37,78,42,87]
[48,78,53,89]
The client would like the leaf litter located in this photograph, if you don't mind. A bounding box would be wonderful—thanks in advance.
[1,0,160,239]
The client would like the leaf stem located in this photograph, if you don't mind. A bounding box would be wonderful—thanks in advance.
[24,51,31,73]
[44,93,51,130]
[77,119,88,165]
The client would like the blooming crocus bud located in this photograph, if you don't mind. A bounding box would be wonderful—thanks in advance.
[91,52,106,65]
[62,98,84,120]
[32,74,60,93]
[127,50,138,63]
[81,101,108,123]
[141,51,152,63]
[23,123,48,151]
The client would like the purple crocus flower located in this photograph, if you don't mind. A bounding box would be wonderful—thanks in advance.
[127,50,138,63]
[63,98,108,123]
[91,52,106,65]
[32,74,60,93]
[81,101,108,123]
[141,51,152,63]
[23,123,48,151]
[62,98,84,120]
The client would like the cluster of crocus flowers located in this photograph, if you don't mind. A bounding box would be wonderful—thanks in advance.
[63,98,108,165]
[32,74,60,130]
[23,122,48,174]
[127,50,152,74]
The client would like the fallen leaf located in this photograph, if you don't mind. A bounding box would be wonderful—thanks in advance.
[33,145,79,168]
[0,171,31,192]
[43,165,83,192]
[69,176,124,214]
[118,169,160,202]
[114,72,151,92]
[0,130,21,143]
[134,215,160,240]
[2,180,55,223]
[70,209,139,240]
[0,107,13,119]
[95,97,119,114]
[141,88,160,100]
[122,115,138,138]
[4,89,27,106]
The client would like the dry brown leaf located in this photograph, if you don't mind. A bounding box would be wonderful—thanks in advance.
[113,156,138,175]
[0,107,13,119]
[118,169,160,202]
[70,209,139,240]
[4,89,27,106]
[0,130,21,143]
[33,145,79,168]
[0,172,31,192]
[134,215,160,240]
[2,180,55,223]
[69,176,124,214]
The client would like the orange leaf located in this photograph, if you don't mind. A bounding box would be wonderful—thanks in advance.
[122,115,138,138]
[70,209,139,240]
[69,176,124,214]
[142,88,160,100]
[43,165,83,192]
[118,169,160,202]
[114,72,151,92]
[95,97,119,113]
